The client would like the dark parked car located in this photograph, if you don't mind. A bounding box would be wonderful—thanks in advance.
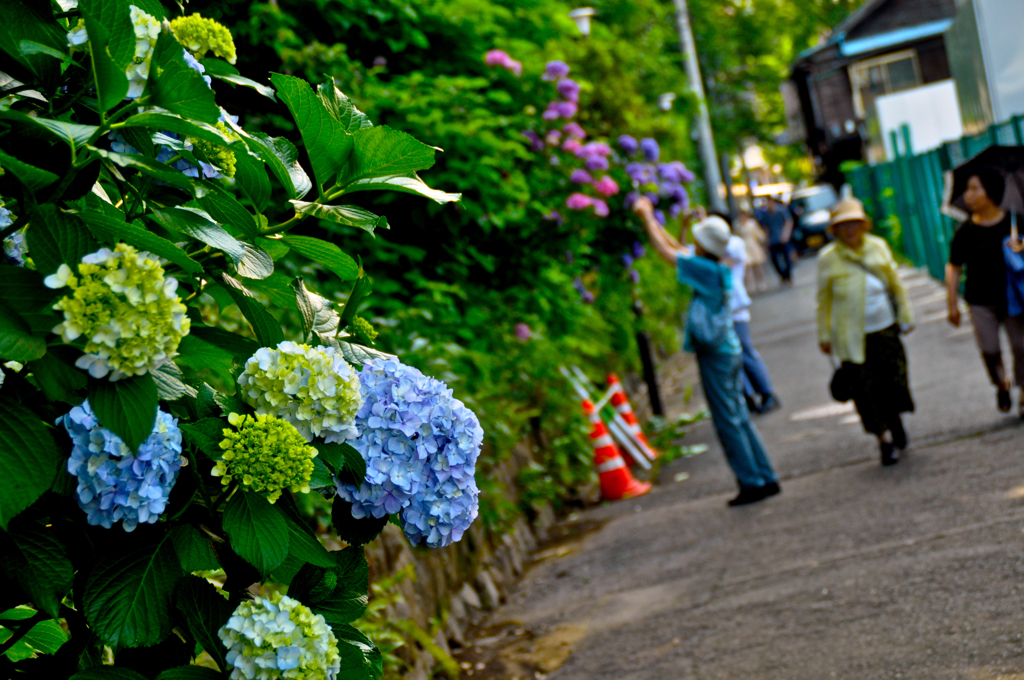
[789,185,838,252]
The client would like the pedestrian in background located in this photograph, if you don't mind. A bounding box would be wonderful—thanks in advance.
[757,196,795,285]
[712,211,781,415]
[634,197,780,506]
[737,210,768,292]
[817,198,915,466]
[945,169,1024,417]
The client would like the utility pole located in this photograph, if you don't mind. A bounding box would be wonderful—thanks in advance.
[670,0,726,213]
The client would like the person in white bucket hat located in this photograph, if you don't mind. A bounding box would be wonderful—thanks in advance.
[633,197,780,507]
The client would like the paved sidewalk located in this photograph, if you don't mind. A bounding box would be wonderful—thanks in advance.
[460,258,1024,680]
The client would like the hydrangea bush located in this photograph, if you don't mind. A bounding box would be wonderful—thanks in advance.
[0,3,476,678]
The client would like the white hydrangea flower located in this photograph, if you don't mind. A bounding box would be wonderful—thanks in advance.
[219,593,341,680]
[237,341,362,443]
[125,5,161,99]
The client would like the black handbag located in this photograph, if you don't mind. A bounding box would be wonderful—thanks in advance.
[829,362,856,402]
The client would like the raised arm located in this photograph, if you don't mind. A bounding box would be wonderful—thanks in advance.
[633,197,686,264]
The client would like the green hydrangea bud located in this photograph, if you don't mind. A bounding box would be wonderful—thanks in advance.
[44,244,190,380]
[351,316,378,342]
[213,412,318,503]
[169,14,237,64]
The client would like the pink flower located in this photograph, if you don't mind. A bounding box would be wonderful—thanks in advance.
[484,50,521,76]
[578,142,611,158]
[514,323,532,341]
[592,199,609,217]
[566,193,592,210]
[594,176,619,196]
[563,122,586,139]
[570,169,593,184]
[545,129,562,146]
[562,138,582,153]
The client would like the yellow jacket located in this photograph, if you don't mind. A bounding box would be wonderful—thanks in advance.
[816,234,913,364]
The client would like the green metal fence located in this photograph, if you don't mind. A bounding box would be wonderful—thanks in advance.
[848,115,1024,281]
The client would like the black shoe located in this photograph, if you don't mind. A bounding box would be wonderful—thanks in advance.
[889,417,907,450]
[762,481,781,497]
[758,394,782,414]
[880,440,899,466]
[728,486,768,506]
[998,388,1012,413]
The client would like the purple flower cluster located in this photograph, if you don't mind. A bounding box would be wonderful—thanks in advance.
[336,359,483,548]
[542,60,570,81]
[514,323,532,341]
[620,141,694,219]
[541,60,580,121]
[60,400,182,532]
[573,277,594,304]
[485,49,522,76]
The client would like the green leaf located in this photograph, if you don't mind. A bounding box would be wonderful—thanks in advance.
[156,667,223,680]
[28,205,100,277]
[0,1,67,84]
[342,172,460,204]
[120,111,237,149]
[187,325,260,359]
[308,457,333,490]
[29,349,88,403]
[308,547,368,627]
[210,73,276,100]
[234,243,274,280]
[174,335,236,386]
[242,272,298,311]
[128,0,165,18]
[334,624,383,680]
[0,148,58,191]
[289,200,388,235]
[150,207,246,261]
[317,442,366,481]
[70,670,149,680]
[337,340,395,368]
[269,73,352,191]
[169,525,220,573]
[0,111,99,150]
[233,151,272,212]
[224,287,284,347]
[174,577,232,672]
[339,126,435,187]
[196,190,259,240]
[0,300,46,362]
[89,146,197,193]
[143,32,220,124]
[151,361,198,401]
[179,417,226,461]
[222,491,289,578]
[1,524,74,618]
[290,278,340,338]
[82,535,183,648]
[80,211,204,275]
[317,83,372,132]
[0,397,61,529]
[1,616,69,662]
[78,0,135,68]
[331,500,387,547]
[198,58,238,76]
[278,497,335,568]
[281,235,358,280]
[87,374,158,453]
[220,114,311,200]
[0,267,59,335]
[88,41,130,113]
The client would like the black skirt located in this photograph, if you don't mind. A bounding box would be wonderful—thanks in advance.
[842,324,915,435]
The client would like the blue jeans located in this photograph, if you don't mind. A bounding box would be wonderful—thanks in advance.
[733,321,774,398]
[697,351,778,489]
[769,243,792,282]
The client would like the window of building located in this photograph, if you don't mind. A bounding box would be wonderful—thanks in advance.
[849,50,922,119]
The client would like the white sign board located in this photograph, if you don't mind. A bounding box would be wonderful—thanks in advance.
[876,80,964,160]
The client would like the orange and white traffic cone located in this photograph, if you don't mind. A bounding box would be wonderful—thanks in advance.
[607,373,660,459]
[582,400,651,501]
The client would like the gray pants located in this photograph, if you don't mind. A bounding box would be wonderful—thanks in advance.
[969,305,1024,387]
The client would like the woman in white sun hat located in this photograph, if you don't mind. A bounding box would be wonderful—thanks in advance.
[633,197,780,507]
[817,197,915,466]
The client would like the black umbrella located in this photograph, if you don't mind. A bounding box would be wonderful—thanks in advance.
[942,145,1024,224]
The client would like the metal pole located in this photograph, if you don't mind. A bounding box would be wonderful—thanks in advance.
[670,0,726,213]
[721,152,739,224]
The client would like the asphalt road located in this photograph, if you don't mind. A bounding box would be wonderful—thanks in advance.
[458,257,1024,680]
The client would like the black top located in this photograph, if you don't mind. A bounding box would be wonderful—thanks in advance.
[948,214,1013,308]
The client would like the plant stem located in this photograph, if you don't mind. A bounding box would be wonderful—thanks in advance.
[0,611,47,656]
[261,212,306,235]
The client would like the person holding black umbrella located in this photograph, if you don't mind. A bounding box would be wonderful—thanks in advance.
[945,168,1024,416]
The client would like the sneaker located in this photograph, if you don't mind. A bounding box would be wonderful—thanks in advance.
[758,394,782,414]
[728,486,768,507]
[762,481,781,497]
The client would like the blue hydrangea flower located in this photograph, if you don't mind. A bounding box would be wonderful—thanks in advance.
[640,137,660,162]
[181,49,213,87]
[59,400,183,531]
[335,359,483,548]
